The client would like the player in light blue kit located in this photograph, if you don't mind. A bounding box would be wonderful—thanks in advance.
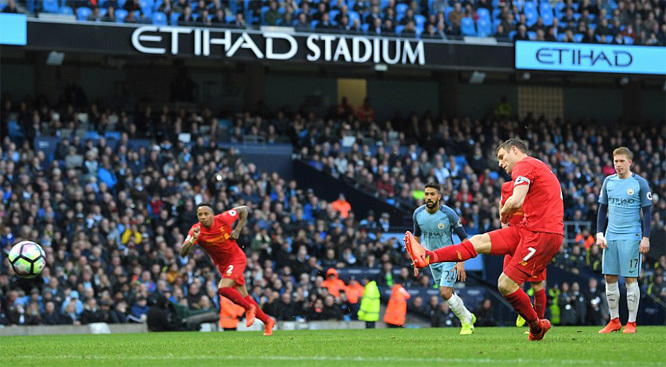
[410,183,476,335]
[597,147,652,334]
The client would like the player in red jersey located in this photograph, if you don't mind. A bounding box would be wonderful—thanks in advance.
[500,181,547,331]
[405,138,563,341]
[180,203,275,336]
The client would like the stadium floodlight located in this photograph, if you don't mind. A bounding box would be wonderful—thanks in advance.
[46,51,65,66]
[469,71,486,84]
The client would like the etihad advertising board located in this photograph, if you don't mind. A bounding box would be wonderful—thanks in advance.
[515,41,666,75]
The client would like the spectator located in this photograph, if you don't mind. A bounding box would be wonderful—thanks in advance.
[384,283,410,327]
[473,298,496,326]
[147,295,180,331]
[431,302,460,327]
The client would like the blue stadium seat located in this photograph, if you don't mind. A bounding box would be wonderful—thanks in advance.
[554,2,566,18]
[77,7,92,21]
[116,9,128,23]
[527,31,536,40]
[477,18,492,37]
[492,8,501,20]
[118,0,127,8]
[310,20,319,29]
[153,0,163,11]
[461,17,476,36]
[8,121,23,141]
[59,6,74,15]
[623,36,633,45]
[361,23,370,33]
[42,0,59,13]
[396,3,408,16]
[171,12,181,24]
[557,33,565,41]
[104,131,121,141]
[523,1,537,14]
[542,12,553,26]
[476,8,490,21]
[152,11,167,25]
[414,14,426,28]
[260,5,269,23]
[509,30,517,40]
[574,33,583,42]
[395,25,405,35]
[604,35,613,43]
[348,11,360,24]
[329,9,339,25]
[225,14,235,24]
[539,2,553,17]
[84,131,100,140]
[141,1,153,18]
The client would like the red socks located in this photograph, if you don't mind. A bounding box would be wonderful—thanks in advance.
[504,288,541,333]
[427,241,478,263]
[218,287,252,311]
[245,295,269,324]
[533,288,547,319]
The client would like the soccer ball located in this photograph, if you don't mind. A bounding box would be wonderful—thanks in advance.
[8,241,46,279]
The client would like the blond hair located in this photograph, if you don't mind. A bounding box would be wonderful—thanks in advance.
[613,147,633,160]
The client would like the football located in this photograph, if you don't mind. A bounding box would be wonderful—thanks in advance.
[8,241,47,279]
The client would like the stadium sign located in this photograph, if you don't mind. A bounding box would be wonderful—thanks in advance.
[515,41,666,75]
[130,26,425,65]
[23,20,514,70]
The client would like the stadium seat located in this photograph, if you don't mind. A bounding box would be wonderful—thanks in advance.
[310,20,319,29]
[461,17,476,36]
[476,8,490,22]
[527,31,536,40]
[604,35,613,44]
[395,25,405,35]
[118,0,127,8]
[523,1,536,15]
[557,33,565,41]
[414,14,426,27]
[492,8,501,20]
[554,2,566,18]
[77,7,92,21]
[361,23,370,33]
[574,33,583,42]
[42,0,59,13]
[59,6,74,15]
[171,12,181,24]
[225,14,235,23]
[477,19,492,37]
[116,9,128,23]
[396,3,408,16]
[329,10,339,25]
[8,121,23,141]
[542,12,553,26]
[623,36,633,45]
[539,2,553,17]
[152,11,167,25]
[509,30,517,40]
[348,11,360,24]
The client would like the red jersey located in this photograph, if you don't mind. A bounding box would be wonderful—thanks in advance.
[511,157,564,235]
[187,209,245,265]
[500,181,524,227]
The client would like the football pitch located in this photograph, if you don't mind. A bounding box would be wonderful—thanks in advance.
[1,326,664,367]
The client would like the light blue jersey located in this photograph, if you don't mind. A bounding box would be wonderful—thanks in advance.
[599,173,652,241]
[413,204,468,287]
[599,173,652,277]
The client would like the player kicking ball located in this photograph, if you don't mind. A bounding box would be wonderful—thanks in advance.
[597,147,652,334]
[410,183,476,335]
[406,138,563,341]
[180,203,276,336]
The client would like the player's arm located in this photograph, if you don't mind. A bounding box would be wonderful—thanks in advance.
[499,195,509,229]
[638,178,653,254]
[596,178,609,248]
[448,208,469,282]
[180,227,200,257]
[230,206,250,239]
[500,185,528,224]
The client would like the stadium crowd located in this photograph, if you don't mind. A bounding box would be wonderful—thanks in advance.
[0,85,664,328]
[4,0,666,45]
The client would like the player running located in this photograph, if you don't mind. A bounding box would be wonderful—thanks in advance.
[412,183,476,335]
[180,203,276,336]
[597,147,652,334]
[500,181,547,332]
[405,138,563,341]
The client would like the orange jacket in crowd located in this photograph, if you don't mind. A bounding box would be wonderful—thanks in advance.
[383,284,411,327]
[345,279,365,304]
[322,268,346,298]
[575,233,595,250]
[331,195,352,219]
[219,296,245,329]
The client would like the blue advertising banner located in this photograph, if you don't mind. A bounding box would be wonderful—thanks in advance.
[0,13,27,45]
[515,41,666,75]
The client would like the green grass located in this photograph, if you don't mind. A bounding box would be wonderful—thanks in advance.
[1,326,664,367]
